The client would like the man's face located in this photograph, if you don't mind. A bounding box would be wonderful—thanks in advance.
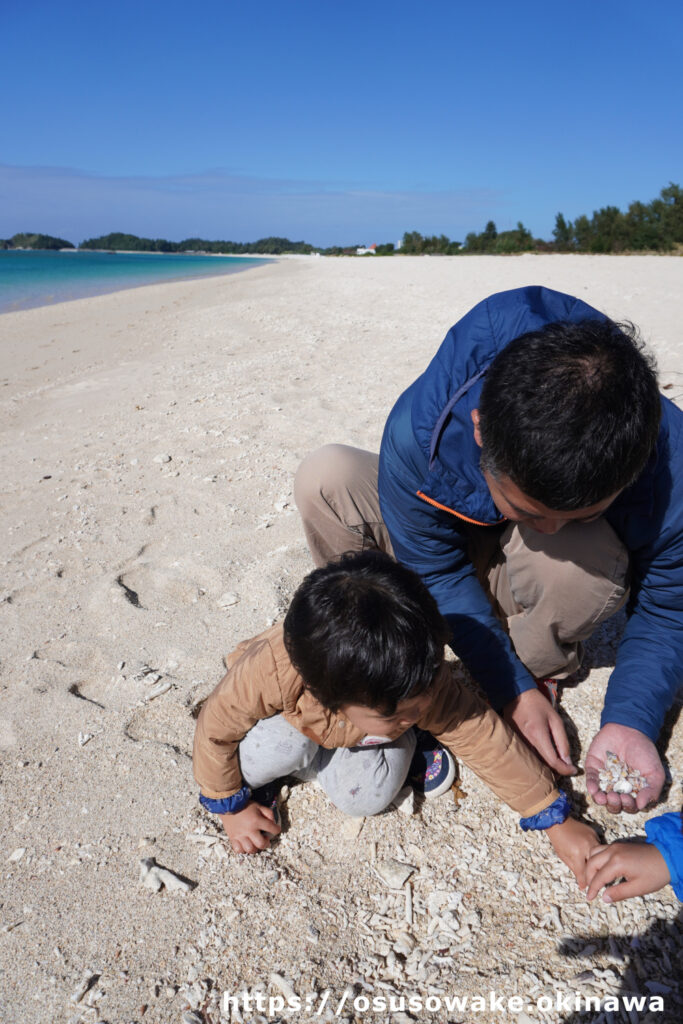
[471,409,620,534]
[340,693,431,735]
[482,469,619,535]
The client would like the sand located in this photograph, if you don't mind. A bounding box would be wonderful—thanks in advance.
[1,254,682,1024]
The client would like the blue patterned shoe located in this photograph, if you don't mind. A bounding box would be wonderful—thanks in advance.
[409,729,457,799]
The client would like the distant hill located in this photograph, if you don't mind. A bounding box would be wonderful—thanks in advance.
[1,232,75,250]
[79,232,314,255]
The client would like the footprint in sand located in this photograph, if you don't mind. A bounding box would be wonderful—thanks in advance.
[124,700,194,756]
[116,564,205,611]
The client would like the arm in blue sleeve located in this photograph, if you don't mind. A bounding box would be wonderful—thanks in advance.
[602,425,683,740]
[199,786,251,815]
[380,463,534,709]
[644,812,683,901]
[520,792,570,831]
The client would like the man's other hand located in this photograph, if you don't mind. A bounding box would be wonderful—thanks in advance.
[504,688,576,776]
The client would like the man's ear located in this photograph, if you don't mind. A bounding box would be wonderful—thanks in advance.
[471,409,483,448]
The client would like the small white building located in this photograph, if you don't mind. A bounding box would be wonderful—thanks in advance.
[356,243,377,255]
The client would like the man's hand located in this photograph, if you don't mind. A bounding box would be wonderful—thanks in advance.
[585,723,664,813]
[219,801,281,854]
[585,841,670,902]
[504,688,576,775]
[546,817,601,888]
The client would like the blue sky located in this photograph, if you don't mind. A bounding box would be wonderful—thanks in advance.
[3,0,682,247]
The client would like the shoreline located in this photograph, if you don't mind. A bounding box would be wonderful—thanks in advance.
[1,254,682,1023]
[0,249,279,316]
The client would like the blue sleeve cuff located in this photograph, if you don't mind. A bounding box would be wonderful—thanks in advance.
[520,791,571,831]
[645,812,683,901]
[199,785,251,815]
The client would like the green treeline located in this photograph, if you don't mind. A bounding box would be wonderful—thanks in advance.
[552,183,683,252]
[78,233,314,254]
[0,232,75,250]
[398,183,683,255]
[392,220,535,255]
[2,182,681,255]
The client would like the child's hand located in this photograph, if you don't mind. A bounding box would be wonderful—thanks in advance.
[546,817,601,888]
[585,842,670,903]
[219,801,281,854]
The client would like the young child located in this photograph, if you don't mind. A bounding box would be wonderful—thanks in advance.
[193,550,598,884]
[585,811,683,903]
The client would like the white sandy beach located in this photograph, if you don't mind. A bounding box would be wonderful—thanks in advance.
[1,255,682,1024]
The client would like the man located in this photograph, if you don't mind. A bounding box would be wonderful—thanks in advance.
[295,286,682,813]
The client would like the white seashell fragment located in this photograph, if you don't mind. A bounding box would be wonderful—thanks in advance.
[182,1012,204,1024]
[217,592,239,609]
[145,680,172,700]
[70,970,97,1003]
[374,858,416,890]
[342,817,365,840]
[269,973,298,1002]
[393,933,416,957]
[185,833,218,847]
[404,881,413,926]
[461,909,481,930]
[78,732,94,746]
[598,750,647,794]
[139,857,194,893]
[392,786,416,816]
[153,453,172,463]
[612,779,633,794]
[7,848,26,862]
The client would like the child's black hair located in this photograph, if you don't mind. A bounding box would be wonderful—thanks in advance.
[283,549,449,714]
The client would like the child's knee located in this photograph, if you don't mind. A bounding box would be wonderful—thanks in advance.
[318,737,414,817]
[327,786,398,818]
[238,715,319,787]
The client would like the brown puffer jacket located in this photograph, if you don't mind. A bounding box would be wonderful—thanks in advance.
[193,623,559,818]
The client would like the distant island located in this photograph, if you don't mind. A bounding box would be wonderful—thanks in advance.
[2,182,681,256]
[2,232,75,250]
[79,232,315,255]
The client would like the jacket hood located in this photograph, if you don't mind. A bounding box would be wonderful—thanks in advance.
[412,285,608,524]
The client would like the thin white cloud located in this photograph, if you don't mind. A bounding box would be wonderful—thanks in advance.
[0,164,509,247]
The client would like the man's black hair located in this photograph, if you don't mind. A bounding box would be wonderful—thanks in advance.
[283,550,449,714]
[478,318,661,510]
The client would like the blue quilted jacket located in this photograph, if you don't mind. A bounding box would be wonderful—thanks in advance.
[378,285,683,739]
[645,812,683,900]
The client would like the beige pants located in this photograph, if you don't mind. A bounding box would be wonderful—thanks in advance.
[294,444,630,680]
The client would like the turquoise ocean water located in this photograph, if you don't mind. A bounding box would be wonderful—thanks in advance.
[0,249,270,314]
